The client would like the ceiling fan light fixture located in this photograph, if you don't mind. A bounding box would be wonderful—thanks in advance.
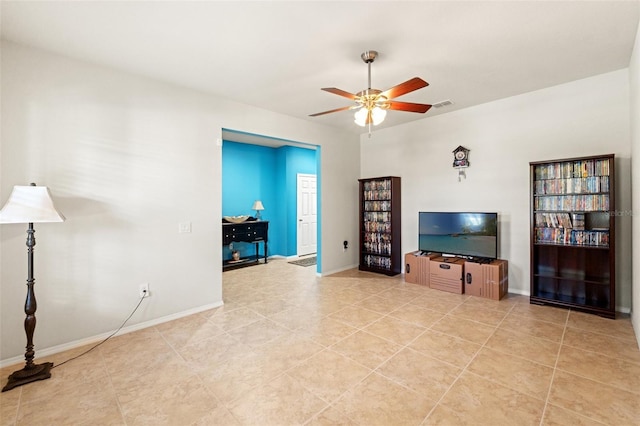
[354,105,386,127]
[371,107,387,125]
[354,107,368,126]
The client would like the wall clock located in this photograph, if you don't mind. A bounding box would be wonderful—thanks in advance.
[452,146,470,181]
[452,146,470,168]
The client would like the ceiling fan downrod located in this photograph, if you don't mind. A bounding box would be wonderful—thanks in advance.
[361,50,377,90]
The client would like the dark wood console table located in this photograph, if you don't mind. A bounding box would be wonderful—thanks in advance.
[222,221,268,270]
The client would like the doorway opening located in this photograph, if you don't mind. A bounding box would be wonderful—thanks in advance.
[221,129,321,272]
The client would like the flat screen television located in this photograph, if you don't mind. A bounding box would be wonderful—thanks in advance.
[418,212,498,259]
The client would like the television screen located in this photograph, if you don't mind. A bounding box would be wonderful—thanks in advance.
[419,212,498,259]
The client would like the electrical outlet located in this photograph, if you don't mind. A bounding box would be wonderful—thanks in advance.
[139,283,150,298]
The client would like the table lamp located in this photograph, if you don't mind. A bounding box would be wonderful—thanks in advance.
[252,200,264,220]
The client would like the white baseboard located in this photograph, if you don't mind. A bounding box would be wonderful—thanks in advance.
[502,288,631,314]
[616,305,631,314]
[0,301,224,368]
[507,288,530,296]
[319,263,359,277]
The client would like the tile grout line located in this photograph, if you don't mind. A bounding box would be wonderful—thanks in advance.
[97,342,129,426]
[538,309,570,426]
[10,381,23,425]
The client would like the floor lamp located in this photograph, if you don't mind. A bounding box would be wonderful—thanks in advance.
[0,184,65,392]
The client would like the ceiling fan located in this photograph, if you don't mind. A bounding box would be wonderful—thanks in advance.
[309,51,432,128]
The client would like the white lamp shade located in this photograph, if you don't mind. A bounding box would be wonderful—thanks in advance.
[371,107,387,125]
[0,185,66,223]
[251,200,265,211]
[354,108,368,127]
[354,107,387,127]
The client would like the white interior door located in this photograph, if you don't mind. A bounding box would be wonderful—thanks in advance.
[297,173,317,256]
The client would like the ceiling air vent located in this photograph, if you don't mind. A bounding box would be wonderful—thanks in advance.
[433,100,453,109]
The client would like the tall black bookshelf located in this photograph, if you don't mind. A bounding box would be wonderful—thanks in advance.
[530,154,615,318]
[358,176,401,276]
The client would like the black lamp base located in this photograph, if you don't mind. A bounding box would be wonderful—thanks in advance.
[2,362,52,392]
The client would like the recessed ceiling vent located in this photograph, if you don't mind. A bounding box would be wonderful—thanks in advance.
[433,99,454,108]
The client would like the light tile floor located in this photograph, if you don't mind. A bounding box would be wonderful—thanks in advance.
[1,258,639,425]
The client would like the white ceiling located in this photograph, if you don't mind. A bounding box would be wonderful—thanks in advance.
[1,1,639,136]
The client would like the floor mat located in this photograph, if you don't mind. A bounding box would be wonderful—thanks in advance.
[288,256,316,267]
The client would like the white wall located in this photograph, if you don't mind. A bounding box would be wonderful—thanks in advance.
[0,41,360,361]
[630,21,640,344]
[361,70,632,310]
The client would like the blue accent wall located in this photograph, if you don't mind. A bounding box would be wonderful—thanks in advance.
[222,141,317,260]
[316,145,322,271]
[281,146,317,255]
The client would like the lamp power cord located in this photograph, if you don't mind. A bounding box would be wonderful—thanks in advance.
[52,290,147,369]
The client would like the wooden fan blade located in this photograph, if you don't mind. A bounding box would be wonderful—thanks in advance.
[386,101,432,113]
[380,77,428,99]
[309,105,353,117]
[321,87,358,100]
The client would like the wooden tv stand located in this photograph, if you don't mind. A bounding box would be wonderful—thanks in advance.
[404,251,508,300]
